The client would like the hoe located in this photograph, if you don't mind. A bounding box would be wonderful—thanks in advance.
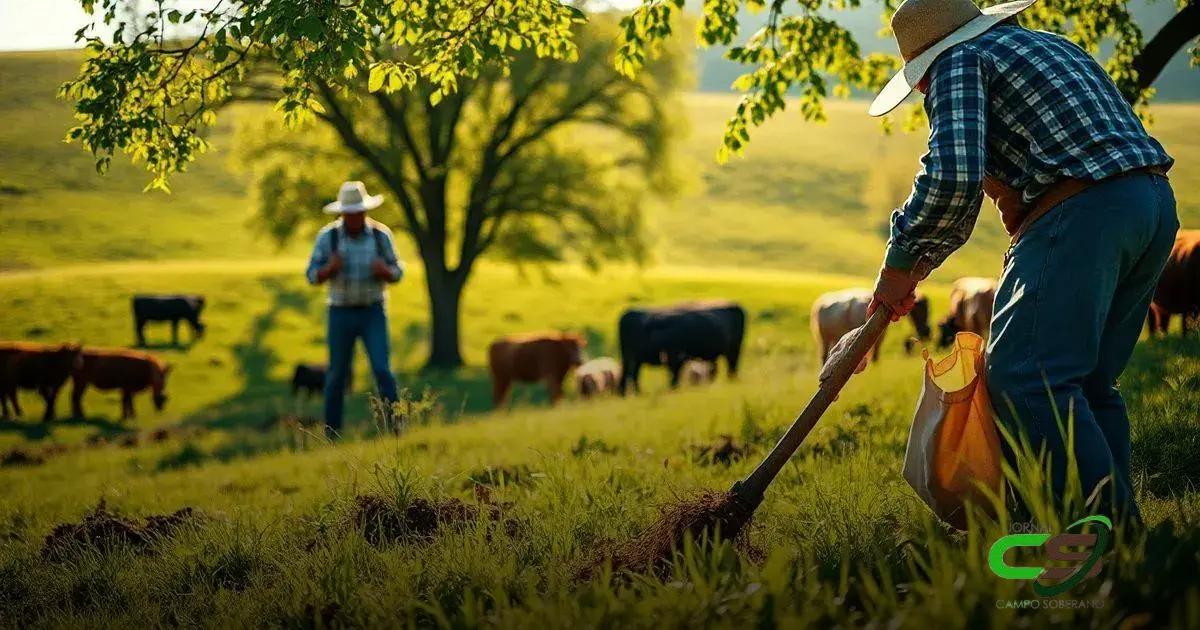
[596,306,893,576]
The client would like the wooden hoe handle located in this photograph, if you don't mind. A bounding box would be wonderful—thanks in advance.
[733,306,893,504]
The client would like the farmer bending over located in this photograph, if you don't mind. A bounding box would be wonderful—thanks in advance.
[306,181,405,437]
[854,0,1177,521]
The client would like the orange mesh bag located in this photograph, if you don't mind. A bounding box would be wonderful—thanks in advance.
[902,332,1003,529]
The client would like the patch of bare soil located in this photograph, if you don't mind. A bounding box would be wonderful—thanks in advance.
[350,490,519,545]
[1,444,70,468]
[693,435,751,466]
[575,489,757,581]
[41,501,203,561]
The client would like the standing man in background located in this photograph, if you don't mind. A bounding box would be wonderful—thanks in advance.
[306,180,405,437]
[835,0,1176,521]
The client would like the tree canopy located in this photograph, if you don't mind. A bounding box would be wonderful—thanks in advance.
[617,0,1199,158]
[62,0,589,190]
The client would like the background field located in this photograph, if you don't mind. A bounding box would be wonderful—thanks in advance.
[2,50,1200,627]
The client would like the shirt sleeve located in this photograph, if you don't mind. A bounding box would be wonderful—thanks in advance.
[377,227,404,284]
[305,230,329,285]
[884,44,988,273]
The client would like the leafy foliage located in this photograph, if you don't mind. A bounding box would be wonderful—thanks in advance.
[61,0,586,190]
[616,0,1200,158]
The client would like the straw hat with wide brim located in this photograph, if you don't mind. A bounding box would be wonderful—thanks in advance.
[869,0,1039,117]
[323,180,384,214]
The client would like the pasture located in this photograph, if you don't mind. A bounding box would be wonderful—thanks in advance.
[2,50,1200,626]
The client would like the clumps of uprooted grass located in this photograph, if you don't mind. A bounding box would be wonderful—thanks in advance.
[41,500,204,561]
[1,444,68,468]
[576,489,757,581]
[692,434,752,466]
[350,486,521,546]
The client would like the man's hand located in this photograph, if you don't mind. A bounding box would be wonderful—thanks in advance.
[370,257,393,280]
[318,253,343,282]
[818,329,870,385]
[868,265,919,322]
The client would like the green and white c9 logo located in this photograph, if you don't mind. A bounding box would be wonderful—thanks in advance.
[987,515,1112,597]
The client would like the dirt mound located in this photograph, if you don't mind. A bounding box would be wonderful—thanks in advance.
[42,501,202,561]
[351,492,517,545]
[693,435,751,466]
[1,448,45,467]
[1,444,71,468]
[576,489,756,581]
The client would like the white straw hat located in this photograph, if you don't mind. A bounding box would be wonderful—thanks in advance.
[868,0,1038,117]
[323,180,384,214]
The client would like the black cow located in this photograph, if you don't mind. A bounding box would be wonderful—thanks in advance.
[291,363,352,398]
[618,300,745,394]
[132,295,206,346]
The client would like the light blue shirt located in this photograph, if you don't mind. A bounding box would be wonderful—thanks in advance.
[305,219,404,306]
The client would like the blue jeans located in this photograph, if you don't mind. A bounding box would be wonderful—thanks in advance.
[987,173,1177,521]
[324,303,399,432]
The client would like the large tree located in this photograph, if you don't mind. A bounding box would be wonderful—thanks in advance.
[62,1,686,369]
[616,0,1200,158]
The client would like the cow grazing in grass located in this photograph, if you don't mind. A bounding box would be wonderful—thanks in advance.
[811,289,884,365]
[1148,230,1200,336]
[71,348,170,420]
[0,342,83,421]
[575,357,620,399]
[488,332,585,407]
[937,277,997,348]
[132,294,206,346]
[618,300,745,394]
[291,363,352,398]
[812,289,932,363]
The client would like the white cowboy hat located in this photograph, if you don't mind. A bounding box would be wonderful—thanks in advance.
[323,180,384,214]
[869,0,1039,117]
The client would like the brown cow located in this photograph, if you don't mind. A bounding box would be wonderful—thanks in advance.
[575,357,620,399]
[0,342,83,421]
[488,332,585,407]
[1148,230,1200,336]
[937,277,997,348]
[71,348,170,420]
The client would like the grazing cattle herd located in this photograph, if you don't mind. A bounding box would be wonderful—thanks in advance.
[1,260,1196,421]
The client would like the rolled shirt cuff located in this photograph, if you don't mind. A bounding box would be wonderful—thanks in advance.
[884,242,922,272]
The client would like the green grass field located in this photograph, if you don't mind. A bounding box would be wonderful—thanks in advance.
[2,51,1200,627]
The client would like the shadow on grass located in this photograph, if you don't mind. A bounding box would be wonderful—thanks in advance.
[1126,335,1200,498]
[0,415,129,442]
[180,278,352,431]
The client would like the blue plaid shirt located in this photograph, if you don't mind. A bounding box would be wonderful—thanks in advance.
[886,25,1173,272]
[305,219,404,306]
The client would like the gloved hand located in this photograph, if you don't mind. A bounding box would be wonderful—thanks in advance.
[818,329,870,384]
[868,265,919,322]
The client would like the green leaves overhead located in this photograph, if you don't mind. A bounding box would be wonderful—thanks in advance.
[61,0,585,190]
[617,0,1198,159]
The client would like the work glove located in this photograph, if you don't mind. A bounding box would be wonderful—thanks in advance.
[818,329,870,384]
[868,265,919,322]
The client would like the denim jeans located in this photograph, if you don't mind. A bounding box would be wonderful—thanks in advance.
[986,173,1178,521]
[324,303,399,433]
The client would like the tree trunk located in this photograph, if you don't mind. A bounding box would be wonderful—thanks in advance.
[1131,1,1200,96]
[424,267,465,370]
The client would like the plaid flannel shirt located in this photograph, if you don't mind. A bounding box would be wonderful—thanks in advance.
[305,219,404,306]
[885,25,1173,272]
